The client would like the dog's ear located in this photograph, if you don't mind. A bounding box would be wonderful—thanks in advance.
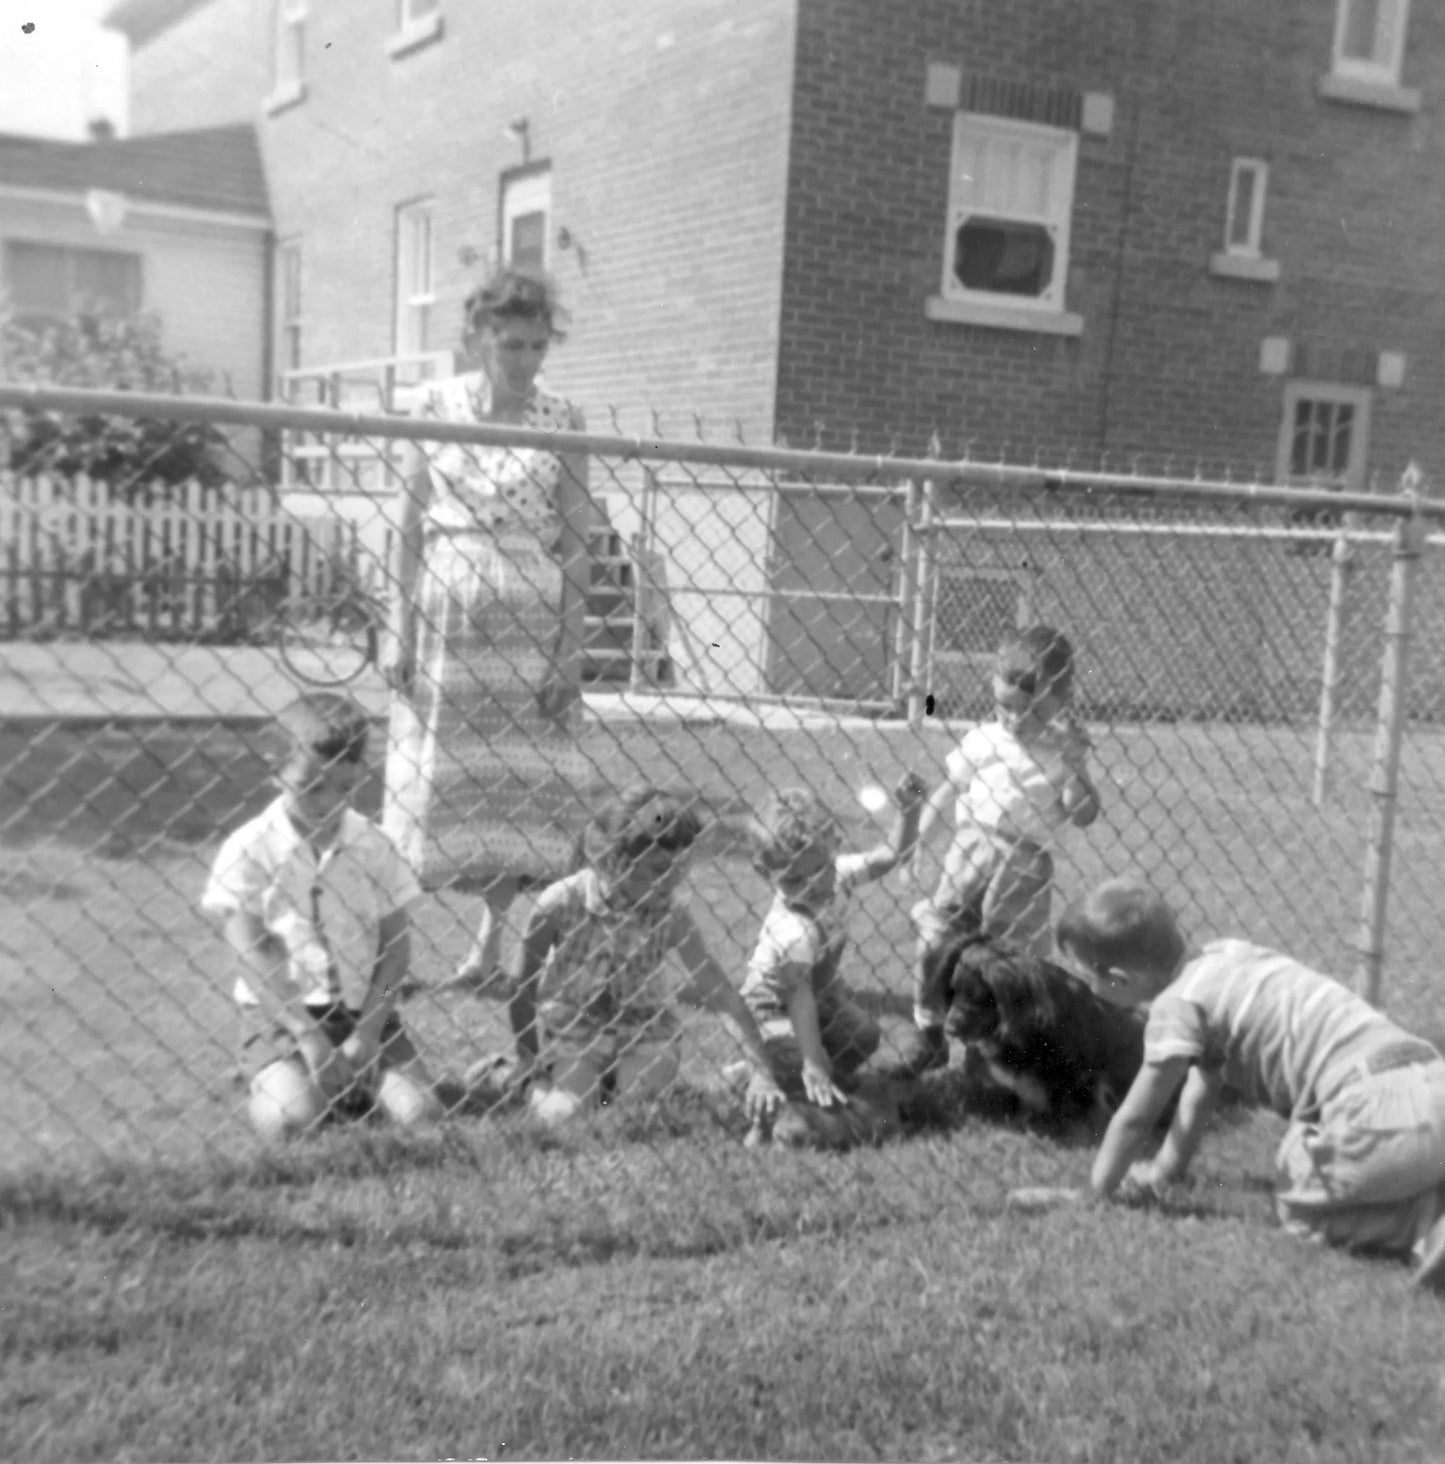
[985,942,1059,1036]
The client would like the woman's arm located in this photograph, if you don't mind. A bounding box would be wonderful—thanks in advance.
[552,407,593,689]
[383,439,433,693]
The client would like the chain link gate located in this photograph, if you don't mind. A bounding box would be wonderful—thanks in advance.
[2,383,1444,1202]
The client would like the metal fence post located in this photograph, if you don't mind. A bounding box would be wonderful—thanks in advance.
[891,478,919,710]
[906,478,937,728]
[1354,500,1427,1006]
[1311,513,1356,808]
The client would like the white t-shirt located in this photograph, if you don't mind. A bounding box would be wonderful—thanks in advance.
[201,797,421,1009]
[1144,939,1439,1121]
[740,853,871,1023]
[944,720,1086,848]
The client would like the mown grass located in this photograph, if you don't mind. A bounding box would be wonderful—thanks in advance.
[4,1105,1444,1462]
[5,711,1445,1459]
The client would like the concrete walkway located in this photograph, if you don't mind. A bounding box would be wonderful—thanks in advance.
[0,641,900,732]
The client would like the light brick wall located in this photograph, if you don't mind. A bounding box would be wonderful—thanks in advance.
[130,0,797,443]
[127,0,269,135]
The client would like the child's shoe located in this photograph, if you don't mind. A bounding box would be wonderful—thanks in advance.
[889,1025,950,1079]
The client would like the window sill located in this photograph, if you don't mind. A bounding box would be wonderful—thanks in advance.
[264,81,307,117]
[1317,72,1421,114]
[1209,253,1280,283]
[388,12,444,60]
[925,295,1083,337]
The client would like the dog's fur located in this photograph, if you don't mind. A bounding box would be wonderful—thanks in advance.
[935,931,1149,1126]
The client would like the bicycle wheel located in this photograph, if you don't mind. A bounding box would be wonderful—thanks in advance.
[277,601,379,687]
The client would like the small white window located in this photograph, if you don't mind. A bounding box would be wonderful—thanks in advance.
[941,114,1077,313]
[273,0,307,95]
[501,169,551,273]
[277,238,303,373]
[1277,383,1371,490]
[1332,0,1409,85]
[1224,159,1268,257]
[394,200,435,357]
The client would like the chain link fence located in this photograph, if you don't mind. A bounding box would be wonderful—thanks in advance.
[3,383,1445,1191]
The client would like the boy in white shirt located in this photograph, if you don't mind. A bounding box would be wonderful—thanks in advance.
[1057,877,1445,1289]
[895,625,1100,1077]
[202,693,442,1139]
[741,775,925,1146]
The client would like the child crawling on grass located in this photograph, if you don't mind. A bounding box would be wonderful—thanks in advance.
[1057,877,1445,1290]
[506,785,786,1130]
[739,776,926,1148]
[201,692,443,1140]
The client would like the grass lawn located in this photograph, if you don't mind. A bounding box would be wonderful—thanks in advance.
[4,710,1445,1459]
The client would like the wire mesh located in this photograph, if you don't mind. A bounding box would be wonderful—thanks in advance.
[2,384,1444,1194]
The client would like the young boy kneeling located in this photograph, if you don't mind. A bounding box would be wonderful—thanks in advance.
[741,777,925,1148]
[1057,877,1445,1289]
[507,786,785,1130]
[202,693,442,1140]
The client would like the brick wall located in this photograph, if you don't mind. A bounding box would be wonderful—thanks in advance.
[128,0,797,443]
[777,0,1445,485]
[127,0,270,135]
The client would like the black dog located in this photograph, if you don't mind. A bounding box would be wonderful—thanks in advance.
[935,932,1149,1127]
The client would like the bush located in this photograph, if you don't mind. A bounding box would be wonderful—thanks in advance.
[0,307,232,491]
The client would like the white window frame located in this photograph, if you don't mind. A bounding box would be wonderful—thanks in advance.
[271,0,307,101]
[276,238,303,377]
[390,0,442,57]
[393,200,436,358]
[1331,0,1409,86]
[1275,382,1371,492]
[501,169,552,273]
[940,113,1077,316]
[1224,158,1268,258]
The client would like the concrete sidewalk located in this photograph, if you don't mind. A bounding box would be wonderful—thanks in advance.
[0,641,900,732]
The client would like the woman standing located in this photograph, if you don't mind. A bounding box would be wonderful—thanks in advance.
[382,269,595,986]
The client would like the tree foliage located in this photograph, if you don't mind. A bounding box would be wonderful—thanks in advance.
[1,307,232,491]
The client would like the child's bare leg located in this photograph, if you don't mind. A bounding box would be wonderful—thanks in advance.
[530,1035,608,1126]
[375,1025,444,1126]
[889,899,953,1078]
[454,875,519,986]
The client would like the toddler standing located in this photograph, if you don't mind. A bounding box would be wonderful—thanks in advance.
[896,625,1100,1077]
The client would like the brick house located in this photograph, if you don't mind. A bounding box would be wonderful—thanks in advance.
[106,0,1445,709]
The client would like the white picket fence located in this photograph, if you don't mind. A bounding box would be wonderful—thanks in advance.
[0,473,374,640]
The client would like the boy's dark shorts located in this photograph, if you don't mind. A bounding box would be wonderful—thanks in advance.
[236,1002,418,1115]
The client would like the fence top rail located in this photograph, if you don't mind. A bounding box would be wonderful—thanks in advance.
[2,382,1441,521]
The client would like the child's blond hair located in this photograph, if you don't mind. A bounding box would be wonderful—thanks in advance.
[272,692,370,768]
[747,788,840,877]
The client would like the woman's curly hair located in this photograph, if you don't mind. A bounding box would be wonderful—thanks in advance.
[462,267,568,341]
